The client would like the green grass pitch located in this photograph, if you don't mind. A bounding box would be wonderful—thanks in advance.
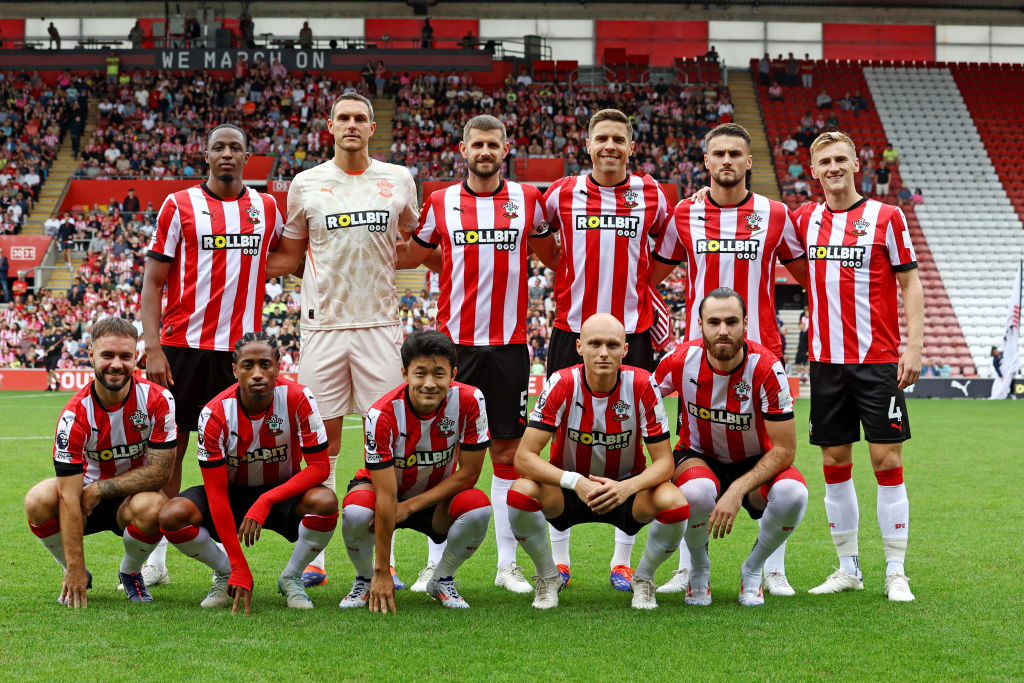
[0,391,1021,681]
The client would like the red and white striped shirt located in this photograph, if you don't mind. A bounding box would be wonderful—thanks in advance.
[196,376,328,487]
[529,365,670,480]
[544,173,670,334]
[414,180,548,345]
[653,192,803,358]
[362,381,491,501]
[147,183,284,352]
[52,377,177,485]
[795,198,916,364]
[655,339,794,464]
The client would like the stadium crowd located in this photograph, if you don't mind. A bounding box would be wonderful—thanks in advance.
[0,69,90,234]
[390,73,729,195]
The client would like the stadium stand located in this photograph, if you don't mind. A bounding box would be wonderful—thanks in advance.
[866,64,1024,375]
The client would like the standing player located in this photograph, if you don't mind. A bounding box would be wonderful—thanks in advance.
[398,114,559,594]
[158,333,336,613]
[542,109,673,590]
[650,123,808,595]
[24,317,176,606]
[508,314,689,609]
[338,331,492,611]
[654,288,808,606]
[798,132,922,602]
[267,92,419,588]
[141,123,284,585]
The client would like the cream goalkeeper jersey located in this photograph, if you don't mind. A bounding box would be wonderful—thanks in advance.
[284,158,419,330]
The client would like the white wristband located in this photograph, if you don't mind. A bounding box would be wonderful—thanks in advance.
[560,471,583,490]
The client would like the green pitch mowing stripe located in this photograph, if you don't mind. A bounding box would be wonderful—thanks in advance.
[0,391,1021,680]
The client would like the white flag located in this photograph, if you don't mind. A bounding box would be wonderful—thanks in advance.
[990,260,1021,400]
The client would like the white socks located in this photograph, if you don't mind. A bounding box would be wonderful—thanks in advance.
[611,529,636,568]
[509,491,559,580]
[145,537,169,571]
[875,467,909,577]
[340,500,375,578]
[490,475,519,569]
[823,464,860,576]
[120,525,163,574]
[740,478,808,583]
[434,505,491,579]
[282,514,338,579]
[163,525,230,575]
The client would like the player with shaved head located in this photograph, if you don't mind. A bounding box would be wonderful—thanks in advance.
[508,314,689,610]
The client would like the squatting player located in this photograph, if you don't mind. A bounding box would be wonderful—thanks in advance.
[542,108,674,590]
[651,122,809,596]
[338,331,492,611]
[142,123,284,584]
[399,114,559,594]
[267,92,419,588]
[798,131,922,602]
[25,317,177,606]
[158,333,336,613]
[509,314,690,610]
[654,288,807,606]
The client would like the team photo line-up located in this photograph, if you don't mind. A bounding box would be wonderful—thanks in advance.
[26,91,920,613]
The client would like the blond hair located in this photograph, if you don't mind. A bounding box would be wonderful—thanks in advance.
[810,131,857,161]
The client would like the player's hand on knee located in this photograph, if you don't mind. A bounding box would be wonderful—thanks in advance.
[238,518,263,547]
[368,569,396,614]
[228,585,252,615]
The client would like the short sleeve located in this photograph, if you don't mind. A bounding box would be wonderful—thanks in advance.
[777,208,806,262]
[413,192,441,247]
[282,176,308,240]
[542,181,563,235]
[363,407,396,470]
[654,350,680,398]
[146,194,181,262]
[638,373,671,442]
[148,387,178,448]
[528,372,568,431]
[526,185,551,237]
[758,358,795,420]
[196,406,226,468]
[397,171,420,234]
[885,206,917,271]
[298,387,328,454]
[460,387,491,449]
[52,408,88,476]
[652,202,686,265]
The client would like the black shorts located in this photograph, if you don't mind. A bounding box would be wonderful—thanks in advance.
[82,495,128,536]
[546,327,655,377]
[60,240,73,251]
[179,483,305,543]
[676,449,768,520]
[808,362,911,447]
[455,343,529,440]
[163,345,236,431]
[44,356,60,371]
[346,475,448,544]
[546,485,645,536]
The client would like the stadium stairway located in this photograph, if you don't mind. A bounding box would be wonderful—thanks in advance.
[37,98,100,293]
[865,66,1022,374]
[370,97,395,161]
[376,95,430,293]
[731,69,781,201]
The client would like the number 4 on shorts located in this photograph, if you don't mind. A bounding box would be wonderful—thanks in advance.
[888,396,902,421]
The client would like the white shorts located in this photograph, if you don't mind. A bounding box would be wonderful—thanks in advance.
[298,324,403,419]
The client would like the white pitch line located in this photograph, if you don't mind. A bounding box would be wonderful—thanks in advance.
[0,436,52,440]
[0,393,61,400]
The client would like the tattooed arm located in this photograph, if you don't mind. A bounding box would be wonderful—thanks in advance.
[86,444,176,506]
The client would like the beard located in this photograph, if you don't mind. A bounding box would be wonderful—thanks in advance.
[96,369,131,392]
[468,158,501,179]
[215,172,236,183]
[703,332,744,362]
[711,168,745,189]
